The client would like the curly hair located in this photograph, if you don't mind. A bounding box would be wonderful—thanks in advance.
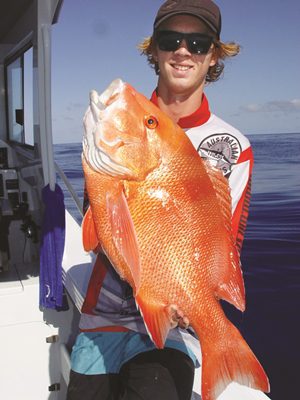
[138,36,240,83]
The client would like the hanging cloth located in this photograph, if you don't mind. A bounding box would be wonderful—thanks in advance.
[39,183,66,309]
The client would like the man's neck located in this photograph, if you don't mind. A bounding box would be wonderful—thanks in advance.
[156,81,204,123]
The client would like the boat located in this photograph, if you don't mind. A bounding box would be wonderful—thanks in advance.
[0,1,271,399]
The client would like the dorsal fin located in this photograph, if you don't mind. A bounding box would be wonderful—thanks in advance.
[204,161,245,311]
[203,161,233,231]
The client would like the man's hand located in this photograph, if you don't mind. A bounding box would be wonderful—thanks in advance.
[167,304,189,329]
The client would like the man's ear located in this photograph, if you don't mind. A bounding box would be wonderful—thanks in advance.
[209,48,218,67]
[151,45,158,62]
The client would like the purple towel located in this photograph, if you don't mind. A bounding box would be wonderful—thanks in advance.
[39,184,66,309]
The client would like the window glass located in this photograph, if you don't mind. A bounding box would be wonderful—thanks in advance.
[24,48,34,146]
[6,57,23,143]
[5,46,34,146]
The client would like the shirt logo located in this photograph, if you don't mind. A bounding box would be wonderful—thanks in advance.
[197,133,242,176]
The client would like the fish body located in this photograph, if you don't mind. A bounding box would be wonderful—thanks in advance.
[82,79,269,400]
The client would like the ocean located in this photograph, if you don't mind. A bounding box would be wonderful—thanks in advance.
[54,132,300,400]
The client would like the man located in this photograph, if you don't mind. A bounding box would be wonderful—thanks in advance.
[67,1,253,399]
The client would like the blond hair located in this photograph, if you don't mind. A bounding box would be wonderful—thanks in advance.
[138,36,240,82]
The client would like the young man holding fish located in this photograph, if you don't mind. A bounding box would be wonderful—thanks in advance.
[67,1,268,400]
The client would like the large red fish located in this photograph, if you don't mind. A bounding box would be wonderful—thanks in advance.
[81,79,269,400]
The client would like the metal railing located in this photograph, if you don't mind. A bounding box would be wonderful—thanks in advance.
[55,162,83,217]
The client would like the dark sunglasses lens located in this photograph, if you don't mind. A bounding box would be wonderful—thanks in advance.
[157,33,182,52]
[187,36,213,54]
[156,31,213,54]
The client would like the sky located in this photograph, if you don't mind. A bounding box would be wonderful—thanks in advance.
[51,0,300,143]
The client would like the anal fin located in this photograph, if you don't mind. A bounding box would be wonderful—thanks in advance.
[135,293,170,349]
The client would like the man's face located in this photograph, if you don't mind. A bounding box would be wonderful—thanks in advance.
[153,15,217,96]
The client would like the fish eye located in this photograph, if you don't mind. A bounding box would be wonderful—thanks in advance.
[144,115,158,129]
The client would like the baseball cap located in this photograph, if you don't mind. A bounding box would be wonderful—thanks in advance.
[154,0,222,38]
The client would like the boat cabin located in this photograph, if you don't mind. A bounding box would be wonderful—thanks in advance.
[0,1,92,398]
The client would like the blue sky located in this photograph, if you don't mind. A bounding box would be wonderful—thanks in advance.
[51,0,300,143]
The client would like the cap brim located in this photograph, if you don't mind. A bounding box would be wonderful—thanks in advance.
[154,11,219,36]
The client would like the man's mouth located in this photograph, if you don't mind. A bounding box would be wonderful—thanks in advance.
[172,64,192,71]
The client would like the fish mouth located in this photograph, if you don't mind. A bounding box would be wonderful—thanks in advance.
[82,79,133,178]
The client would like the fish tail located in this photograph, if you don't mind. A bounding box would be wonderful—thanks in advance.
[196,322,270,400]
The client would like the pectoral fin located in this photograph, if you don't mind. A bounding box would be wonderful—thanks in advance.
[106,190,141,292]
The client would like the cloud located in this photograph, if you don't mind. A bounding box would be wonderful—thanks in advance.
[241,99,300,114]
[66,102,85,112]
[61,115,74,121]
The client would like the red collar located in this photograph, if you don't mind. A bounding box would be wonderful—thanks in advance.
[150,89,211,129]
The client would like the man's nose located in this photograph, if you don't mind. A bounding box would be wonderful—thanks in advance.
[174,39,191,55]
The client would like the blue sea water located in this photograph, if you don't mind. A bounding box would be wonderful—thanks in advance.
[54,132,300,400]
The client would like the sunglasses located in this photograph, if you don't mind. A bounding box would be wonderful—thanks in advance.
[155,30,214,55]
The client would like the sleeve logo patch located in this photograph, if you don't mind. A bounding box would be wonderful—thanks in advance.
[197,133,242,176]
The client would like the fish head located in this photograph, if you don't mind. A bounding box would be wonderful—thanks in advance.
[83,79,172,181]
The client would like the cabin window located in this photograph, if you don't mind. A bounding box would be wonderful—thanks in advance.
[5,46,34,146]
